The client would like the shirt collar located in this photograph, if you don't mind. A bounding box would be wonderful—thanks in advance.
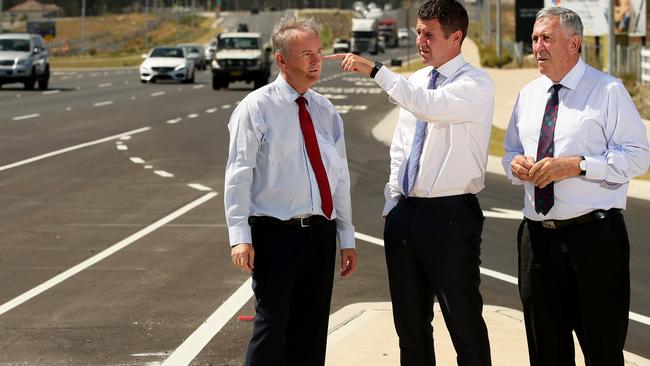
[274,73,316,105]
[430,53,466,79]
[543,58,586,92]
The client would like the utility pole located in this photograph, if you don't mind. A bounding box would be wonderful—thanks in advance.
[608,0,615,74]
[144,0,149,50]
[496,0,501,60]
[81,0,86,54]
[484,0,491,45]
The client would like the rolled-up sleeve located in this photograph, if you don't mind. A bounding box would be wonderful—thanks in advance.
[224,102,262,247]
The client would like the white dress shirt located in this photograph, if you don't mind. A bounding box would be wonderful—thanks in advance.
[224,74,355,249]
[375,53,495,216]
[502,58,650,220]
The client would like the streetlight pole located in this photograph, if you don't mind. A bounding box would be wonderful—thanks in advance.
[496,0,501,60]
[144,0,149,49]
[81,0,86,55]
[608,0,615,74]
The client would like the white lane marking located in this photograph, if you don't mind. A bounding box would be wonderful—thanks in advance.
[193,85,204,89]
[187,183,212,191]
[16,94,21,98]
[221,104,231,109]
[161,278,253,366]
[354,231,650,327]
[0,192,218,316]
[166,118,182,124]
[0,127,150,172]
[116,141,124,145]
[42,90,60,95]
[91,73,99,77]
[125,81,129,84]
[131,96,136,100]
[94,101,114,107]
[120,135,132,141]
[151,91,165,97]
[98,83,112,88]
[130,157,145,164]
[66,107,72,111]
[154,170,174,178]
[205,108,218,113]
[12,113,40,121]
[483,208,523,220]
[132,352,171,357]
[144,165,153,169]
[187,114,199,119]
[117,145,128,151]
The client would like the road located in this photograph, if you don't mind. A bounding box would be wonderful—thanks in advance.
[0,10,648,366]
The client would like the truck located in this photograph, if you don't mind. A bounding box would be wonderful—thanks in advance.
[379,18,398,48]
[351,18,380,55]
[210,32,272,90]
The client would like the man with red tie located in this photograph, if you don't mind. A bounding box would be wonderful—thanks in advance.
[503,7,649,365]
[223,16,357,366]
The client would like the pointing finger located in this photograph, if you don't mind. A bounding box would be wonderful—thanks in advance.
[324,54,346,60]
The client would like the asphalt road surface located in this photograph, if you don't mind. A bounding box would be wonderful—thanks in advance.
[1,10,648,366]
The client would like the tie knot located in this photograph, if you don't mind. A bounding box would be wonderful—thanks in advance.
[550,84,562,95]
[296,96,307,107]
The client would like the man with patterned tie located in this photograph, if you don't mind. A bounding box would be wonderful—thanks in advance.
[326,0,494,364]
[503,7,649,365]
[224,16,357,366]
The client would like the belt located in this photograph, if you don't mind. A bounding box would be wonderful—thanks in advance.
[248,215,329,228]
[528,208,622,230]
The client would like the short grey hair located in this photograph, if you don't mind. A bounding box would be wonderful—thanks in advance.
[272,16,321,56]
[536,6,584,39]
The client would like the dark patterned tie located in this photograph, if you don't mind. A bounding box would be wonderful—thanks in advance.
[402,69,439,195]
[535,84,562,216]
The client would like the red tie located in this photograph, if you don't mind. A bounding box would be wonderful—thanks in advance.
[296,96,333,219]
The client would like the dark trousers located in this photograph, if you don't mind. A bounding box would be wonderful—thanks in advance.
[518,213,630,366]
[383,194,491,366]
[246,219,337,366]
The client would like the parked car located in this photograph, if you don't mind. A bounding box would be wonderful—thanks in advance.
[204,40,218,62]
[333,38,350,53]
[177,43,206,70]
[398,27,409,40]
[0,33,50,90]
[210,32,271,90]
[139,46,195,84]
[237,23,249,32]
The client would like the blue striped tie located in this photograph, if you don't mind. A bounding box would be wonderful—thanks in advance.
[402,69,439,195]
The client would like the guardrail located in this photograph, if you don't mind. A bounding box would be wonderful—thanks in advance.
[641,48,650,85]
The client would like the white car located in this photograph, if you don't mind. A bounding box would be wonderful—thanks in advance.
[333,38,350,54]
[139,46,195,84]
[177,43,206,70]
[398,27,410,40]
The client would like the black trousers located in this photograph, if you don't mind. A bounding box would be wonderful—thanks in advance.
[245,218,337,366]
[383,194,491,366]
[518,213,630,366]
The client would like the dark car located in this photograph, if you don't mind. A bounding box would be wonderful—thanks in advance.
[250,6,259,14]
[237,23,249,32]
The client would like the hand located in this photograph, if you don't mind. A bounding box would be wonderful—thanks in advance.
[339,248,357,277]
[324,53,374,77]
[231,243,255,272]
[510,155,536,181]
[528,156,582,188]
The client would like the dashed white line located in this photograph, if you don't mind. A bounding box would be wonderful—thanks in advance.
[12,113,40,121]
[120,136,132,141]
[166,118,182,124]
[98,83,112,88]
[205,108,218,113]
[66,107,72,111]
[42,90,60,95]
[187,183,212,191]
[131,96,136,100]
[0,127,151,172]
[221,104,232,109]
[130,157,145,164]
[117,145,128,151]
[94,101,113,107]
[0,192,218,317]
[154,170,174,178]
[151,91,166,97]
[144,165,153,169]
[192,85,205,89]
[187,114,199,119]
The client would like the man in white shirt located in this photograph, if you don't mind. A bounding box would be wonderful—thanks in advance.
[326,0,493,364]
[224,17,357,366]
[503,7,649,365]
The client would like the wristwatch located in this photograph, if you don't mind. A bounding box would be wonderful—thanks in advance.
[579,156,587,176]
[370,61,383,79]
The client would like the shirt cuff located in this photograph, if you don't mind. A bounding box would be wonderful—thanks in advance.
[383,198,399,217]
[228,225,252,247]
[374,65,399,91]
[338,229,356,249]
[584,155,607,180]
